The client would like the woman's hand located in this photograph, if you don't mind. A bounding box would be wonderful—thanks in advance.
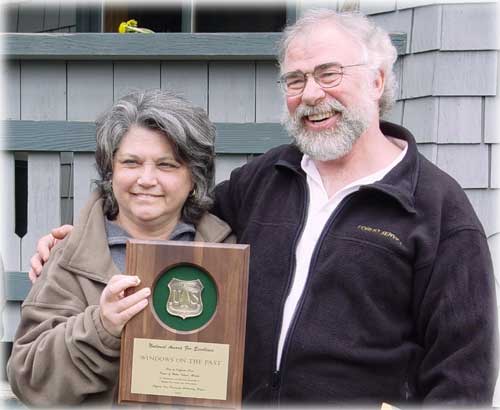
[99,275,150,337]
[28,225,74,283]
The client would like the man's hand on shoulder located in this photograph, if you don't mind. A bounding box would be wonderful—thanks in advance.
[28,224,74,283]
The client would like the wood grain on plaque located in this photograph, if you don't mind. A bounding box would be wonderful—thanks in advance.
[119,240,249,409]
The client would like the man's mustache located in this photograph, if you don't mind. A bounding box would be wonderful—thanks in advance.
[292,99,346,119]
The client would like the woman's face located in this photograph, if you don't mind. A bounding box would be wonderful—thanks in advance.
[112,125,193,232]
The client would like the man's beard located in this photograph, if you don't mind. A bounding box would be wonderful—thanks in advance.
[282,98,372,161]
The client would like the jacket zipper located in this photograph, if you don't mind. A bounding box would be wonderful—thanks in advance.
[274,194,355,400]
[270,174,309,398]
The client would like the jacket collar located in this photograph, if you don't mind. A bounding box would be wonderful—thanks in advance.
[58,191,233,284]
[275,120,419,214]
[58,191,121,284]
[194,212,233,242]
[105,218,196,245]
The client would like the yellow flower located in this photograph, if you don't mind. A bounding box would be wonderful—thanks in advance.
[118,19,154,34]
[126,19,138,28]
[118,22,128,33]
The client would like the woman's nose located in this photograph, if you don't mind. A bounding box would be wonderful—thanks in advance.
[137,163,157,186]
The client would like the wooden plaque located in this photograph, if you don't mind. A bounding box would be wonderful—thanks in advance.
[119,239,249,408]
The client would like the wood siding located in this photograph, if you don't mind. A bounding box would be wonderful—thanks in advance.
[7,0,77,33]
[371,13,499,400]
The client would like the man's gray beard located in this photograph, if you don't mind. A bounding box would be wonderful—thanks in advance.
[283,99,371,161]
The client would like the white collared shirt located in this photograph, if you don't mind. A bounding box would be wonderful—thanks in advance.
[275,141,408,369]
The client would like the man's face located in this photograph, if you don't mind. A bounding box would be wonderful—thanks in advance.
[282,23,379,161]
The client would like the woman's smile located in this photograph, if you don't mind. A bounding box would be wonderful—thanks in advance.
[131,192,163,199]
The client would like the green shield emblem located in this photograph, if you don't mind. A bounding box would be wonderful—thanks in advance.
[166,278,204,319]
[152,264,217,332]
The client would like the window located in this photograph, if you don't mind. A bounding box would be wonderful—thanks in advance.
[103,1,287,33]
[194,4,286,32]
[103,3,183,33]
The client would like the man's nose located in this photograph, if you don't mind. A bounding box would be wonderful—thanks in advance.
[300,74,326,106]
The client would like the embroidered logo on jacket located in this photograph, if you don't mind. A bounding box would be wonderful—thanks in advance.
[357,225,402,245]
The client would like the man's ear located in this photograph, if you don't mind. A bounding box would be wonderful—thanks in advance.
[372,68,385,100]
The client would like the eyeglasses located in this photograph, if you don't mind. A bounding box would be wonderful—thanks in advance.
[279,62,366,97]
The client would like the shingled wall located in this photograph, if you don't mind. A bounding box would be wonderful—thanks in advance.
[4,0,77,33]
[366,0,499,301]
[366,3,499,400]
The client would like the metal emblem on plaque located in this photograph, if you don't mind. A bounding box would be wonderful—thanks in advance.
[166,278,204,319]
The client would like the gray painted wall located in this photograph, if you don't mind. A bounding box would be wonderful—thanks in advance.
[367,2,499,299]
[369,2,499,401]
[5,0,77,33]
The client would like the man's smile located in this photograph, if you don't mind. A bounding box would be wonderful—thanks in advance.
[307,110,336,122]
[302,110,340,130]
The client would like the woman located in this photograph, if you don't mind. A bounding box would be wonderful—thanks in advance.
[7,89,234,406]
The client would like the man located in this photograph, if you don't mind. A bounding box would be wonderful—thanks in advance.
[28,10,498,407]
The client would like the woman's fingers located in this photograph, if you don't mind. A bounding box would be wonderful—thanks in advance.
[104,275,141,299]
[100,275,150,337]
[115,287,151,314]
[114,295,150,325]
[100,292,150,336]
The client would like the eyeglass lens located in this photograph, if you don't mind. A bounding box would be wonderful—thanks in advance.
[282,64,343,95]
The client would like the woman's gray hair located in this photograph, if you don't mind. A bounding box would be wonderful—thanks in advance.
[95,89,216,224]
[278,9,398,116]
